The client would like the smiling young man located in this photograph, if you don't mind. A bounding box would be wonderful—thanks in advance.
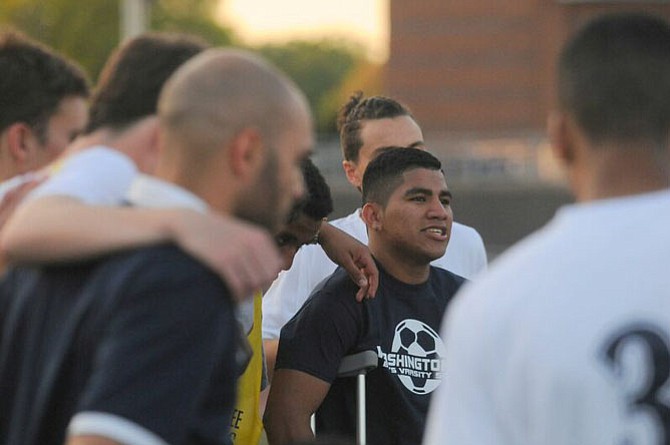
[262,93,487,378]
[264,148,465,445]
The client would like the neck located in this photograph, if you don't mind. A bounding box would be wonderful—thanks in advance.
[369,238,431,285]
[573,144,670,202]
[154,151,236,215]
[66,117,159,173]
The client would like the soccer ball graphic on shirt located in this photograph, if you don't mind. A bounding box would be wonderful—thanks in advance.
[390,319,445,395]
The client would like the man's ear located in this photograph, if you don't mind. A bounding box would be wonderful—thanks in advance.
[229,127,263,180]
[361,202,383,232]
[4,123,35,164]
[547,111,575,166]
[342,159,362,189]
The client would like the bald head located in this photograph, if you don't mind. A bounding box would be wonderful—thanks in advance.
[158,48,308,157]
[156,48,313,231]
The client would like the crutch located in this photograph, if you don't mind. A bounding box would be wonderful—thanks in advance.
[337,350,378,445]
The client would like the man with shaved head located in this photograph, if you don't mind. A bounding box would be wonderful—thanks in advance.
[0,48,312,445]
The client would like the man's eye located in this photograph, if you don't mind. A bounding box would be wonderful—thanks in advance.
[410,196,426,202]
[441,198,451,206]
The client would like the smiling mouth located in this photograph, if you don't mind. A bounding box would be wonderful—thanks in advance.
[424,227,448,237]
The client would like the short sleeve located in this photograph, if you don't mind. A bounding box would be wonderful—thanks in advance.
[70,248,237,445]
[275,270,362,383]
[28,147,138,205]
[262,244,337,339]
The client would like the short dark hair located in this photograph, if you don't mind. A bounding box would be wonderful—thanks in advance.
[0,30,90,141]
[336,91,414,163]
[558,13,670,147]
[286,157,333,223]
[362,147,442,207]
[87,32,209,133]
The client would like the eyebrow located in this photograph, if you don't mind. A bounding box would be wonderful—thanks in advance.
[404,187,452,199]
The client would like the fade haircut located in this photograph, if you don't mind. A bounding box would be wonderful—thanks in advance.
[337,91,414,163]
[286,158,333,224]
[86,32,209,133]
[0,30,90,141]
[362,147,442,207]
[558,13,670,148]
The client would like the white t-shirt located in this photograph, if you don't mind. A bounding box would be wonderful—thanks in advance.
[423,189,670,445]
[262,209,487,339]
[28,146,138,205]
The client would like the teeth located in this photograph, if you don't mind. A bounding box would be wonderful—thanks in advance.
[427,228,445,235]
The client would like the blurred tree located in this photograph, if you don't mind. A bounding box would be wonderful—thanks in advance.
[1,1,379,135]
[152,0,233,47]
[257,39,365,134]
[0,0,119,78]
[0,0,234,80]
[320,60,385,134]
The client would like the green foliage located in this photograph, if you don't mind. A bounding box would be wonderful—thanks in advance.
[1,1,374,135]
[152,0,234,47]
[1,0,119,80]
[0,0,233,80]
[257,39,364,134]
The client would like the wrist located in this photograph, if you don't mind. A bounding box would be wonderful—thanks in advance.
[313,218,329,245]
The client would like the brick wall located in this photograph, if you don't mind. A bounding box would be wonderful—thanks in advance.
[387,1,670,138]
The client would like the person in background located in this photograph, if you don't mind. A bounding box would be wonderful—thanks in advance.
[235,157,334,444]
[265,148,465,445]
[262,93,487,376]
[423,12,670,445]
[0,29,89,235]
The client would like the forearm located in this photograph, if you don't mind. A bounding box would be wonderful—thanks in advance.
[1,196,176,263]
[317,222,378,300]
[66,435,123,445]
[263,407,314,445]
[263,339,279,382]
[264,369,329,445]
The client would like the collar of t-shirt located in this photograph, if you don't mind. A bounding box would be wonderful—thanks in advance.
[125,174,208,213]
[375,256,433,300]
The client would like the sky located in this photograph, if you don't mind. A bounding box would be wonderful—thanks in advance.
[217,0,389,62]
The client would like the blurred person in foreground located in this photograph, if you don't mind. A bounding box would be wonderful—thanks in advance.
[262,93,487,376]
[265,148,465,445]
[0,32,287,297]
[423,12,670,445]
[0,47,312,445]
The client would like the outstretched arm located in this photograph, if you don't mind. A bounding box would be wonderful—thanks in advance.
[0,196,282,301]
[318,222,378,301]
[264,369,330,445]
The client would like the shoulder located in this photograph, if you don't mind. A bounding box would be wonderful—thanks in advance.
[30,146,138,205]
[429,266,467,296]
[309,267,359,301]
[100,244,231,305]
[287,267,361,325]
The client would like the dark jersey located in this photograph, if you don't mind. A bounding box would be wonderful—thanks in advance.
[276,262,465,445]
[0,245,238,445]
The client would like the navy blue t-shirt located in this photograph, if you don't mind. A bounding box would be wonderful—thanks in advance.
[276,262,465,445]
[0,245,238,445]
